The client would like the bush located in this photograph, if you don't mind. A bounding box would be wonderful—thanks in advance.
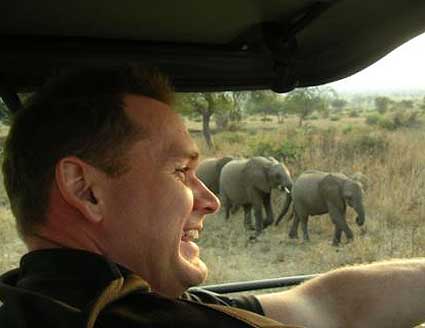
[378,118,397,131]
[349,110,360,118]
[342,124,353,134]
[340,133,389,159]
[307,114,319,120]
[248,138,304,163]
[375,110,422,131]
[260,117,273,122]
[365,113,382,125]
[330,115,340,121]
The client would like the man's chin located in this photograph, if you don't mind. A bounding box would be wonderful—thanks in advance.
[178,253,208,288]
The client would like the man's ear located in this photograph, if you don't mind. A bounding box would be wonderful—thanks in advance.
[55,157,104,223]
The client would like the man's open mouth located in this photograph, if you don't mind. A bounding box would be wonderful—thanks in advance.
[181,229,200,242]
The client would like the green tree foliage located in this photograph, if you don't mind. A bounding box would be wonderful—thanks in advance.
[420,96,425,112]
[398,99,414,110]
[330,98,348,112]
[374,96,392,114]
[247,90,285,122]
[283,87,330,127]
[214,91,248,130]
[174,92,234,148]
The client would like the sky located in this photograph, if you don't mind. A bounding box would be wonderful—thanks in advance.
[326,32,425,93]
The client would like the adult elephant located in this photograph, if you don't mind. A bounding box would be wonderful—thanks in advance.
[280,170,365,246]
[196,156,233,195]
[219,156,292,236]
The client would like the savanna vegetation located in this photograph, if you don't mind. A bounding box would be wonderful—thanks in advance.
[1,90,425,293]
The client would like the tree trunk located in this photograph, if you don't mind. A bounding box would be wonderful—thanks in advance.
[202,111,214,149]
[298,115,303,127]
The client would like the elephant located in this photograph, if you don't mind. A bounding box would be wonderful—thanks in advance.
[277,170,365,246]
[351,171,369,192]
[196,156,234,195]
[219,156,292,236]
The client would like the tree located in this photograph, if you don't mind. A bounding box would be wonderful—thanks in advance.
[374,96,391,114]
[399,99,414,110]
[331,98,348,112]
[247,90,285,122]
[420,96,425,112]
[174,92,233,148]
[283,87,329,127]
[214,91,248,130]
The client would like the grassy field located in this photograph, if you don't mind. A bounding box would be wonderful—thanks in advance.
[193,114,425,287]
[1,113,425,293]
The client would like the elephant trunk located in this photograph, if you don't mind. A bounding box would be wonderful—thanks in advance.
[275,191,292,226]
[354,203,366,226]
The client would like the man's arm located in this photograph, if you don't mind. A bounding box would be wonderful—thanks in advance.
[257,258,425,328]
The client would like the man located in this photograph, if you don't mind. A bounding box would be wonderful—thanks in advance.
[0,65,425,328]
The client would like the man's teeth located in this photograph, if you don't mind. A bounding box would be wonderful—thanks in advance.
[183,229,199,241]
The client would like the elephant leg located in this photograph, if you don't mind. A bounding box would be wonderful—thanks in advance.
[333,226,343,246]
[247,190,265,236]
[253,205,264,236]
[224,200,231,220]
[300,215,310,242]
[341,221,354,242]
[243,204,254,230]
[221,194,231,220]
[328,206,353,245]
[288,211,301,239]
[262,193,274,228]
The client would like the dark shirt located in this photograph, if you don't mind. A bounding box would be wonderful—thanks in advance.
[0,249,292,328]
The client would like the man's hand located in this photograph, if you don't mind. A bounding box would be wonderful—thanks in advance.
[257,259,425,328]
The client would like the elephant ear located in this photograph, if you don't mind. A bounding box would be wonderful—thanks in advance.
[343,179,363,199]
[318,174,345,208]
[267,156,278,164]
[243,158,271,193]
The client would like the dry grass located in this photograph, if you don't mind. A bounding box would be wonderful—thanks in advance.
[194,115,425,286]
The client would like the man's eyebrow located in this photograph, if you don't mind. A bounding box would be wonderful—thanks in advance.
[167,149,200,162]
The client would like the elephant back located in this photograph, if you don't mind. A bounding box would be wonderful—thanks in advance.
[196,158,221,194]
[292,171,329,213]
[219,159,250,203]
[196,156,233,195]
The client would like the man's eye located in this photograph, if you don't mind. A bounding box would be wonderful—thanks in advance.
[175,167,189,180]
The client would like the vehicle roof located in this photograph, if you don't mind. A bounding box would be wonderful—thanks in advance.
[1,0,425,97]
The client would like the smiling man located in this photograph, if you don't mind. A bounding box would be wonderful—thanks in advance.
[1,66,425,328]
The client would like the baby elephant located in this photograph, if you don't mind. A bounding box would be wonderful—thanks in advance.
[287,170,366,246]
[219,156,292,236]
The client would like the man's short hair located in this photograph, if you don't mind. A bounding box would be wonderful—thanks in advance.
[2,65,173,238]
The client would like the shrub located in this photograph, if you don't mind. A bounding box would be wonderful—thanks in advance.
[378,118,397,131]
[248,138,305,163]
[377,110,421,130]
[260,117,273,122]
[330,115,340,121]
[340,133,389,160]
[342,124,353,134]
[365,113,382,125]
[349,110,360,118]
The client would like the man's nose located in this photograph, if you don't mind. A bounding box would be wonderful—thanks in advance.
[193,179,221,214]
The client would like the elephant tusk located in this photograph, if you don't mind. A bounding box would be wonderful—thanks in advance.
[284,187,291,194]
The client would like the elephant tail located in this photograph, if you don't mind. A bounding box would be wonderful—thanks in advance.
[275,193,292,226]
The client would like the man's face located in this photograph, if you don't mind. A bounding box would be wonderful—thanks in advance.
[99,95,220,297]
